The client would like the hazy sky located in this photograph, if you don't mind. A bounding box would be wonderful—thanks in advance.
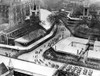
[20,0,100,8]
[89,0,100,4]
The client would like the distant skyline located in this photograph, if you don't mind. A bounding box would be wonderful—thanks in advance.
[20,0,100,5]
[90,0,100,4]
[20,0,100,9]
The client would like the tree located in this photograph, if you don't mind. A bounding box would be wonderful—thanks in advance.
[47,12,73,35]
[47,13,61,26]
[71,5,84,18]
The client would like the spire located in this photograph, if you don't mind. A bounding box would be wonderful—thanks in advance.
[33,0,36,10]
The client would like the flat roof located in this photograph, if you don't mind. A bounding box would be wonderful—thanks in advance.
[52,37,83,55]
[53,44,81,55]
[67,37,88,44]
[0,28,54,50]
[15,37,29,43]
[0,55,56,76]
[94,41,100,47]
[53,37,100,59]
[53,37,88,47]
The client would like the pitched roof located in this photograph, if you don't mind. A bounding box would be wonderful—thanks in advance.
[0,62,8,75]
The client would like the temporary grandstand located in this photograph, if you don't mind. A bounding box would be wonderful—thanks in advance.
[54,64,100,76]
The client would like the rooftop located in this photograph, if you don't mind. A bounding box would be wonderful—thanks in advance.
[40,9,52,30]
[0,62,9,75]
[0,55,57,76]
[53,37,100,59]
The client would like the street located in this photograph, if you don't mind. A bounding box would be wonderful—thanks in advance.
[18,24,71,69]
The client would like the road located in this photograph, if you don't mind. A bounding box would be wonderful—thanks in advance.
[18,24,71,69]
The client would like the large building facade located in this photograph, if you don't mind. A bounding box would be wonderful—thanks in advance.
[0,0,41,45]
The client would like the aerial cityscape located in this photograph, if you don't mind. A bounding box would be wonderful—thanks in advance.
[0,0,100,76]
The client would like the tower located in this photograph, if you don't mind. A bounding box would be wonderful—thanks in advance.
[30,0,36,16]
[83,0,90,17]
[30,0,40,16]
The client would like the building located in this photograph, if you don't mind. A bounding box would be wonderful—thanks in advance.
[0,55,57,76]
[0,0,43,45]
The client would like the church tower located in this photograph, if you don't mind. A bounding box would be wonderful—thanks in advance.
[30,0,40,16]
[83,0,90,17]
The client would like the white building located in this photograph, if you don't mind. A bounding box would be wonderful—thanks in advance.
[0,55,57,76]
[53,37,100,59]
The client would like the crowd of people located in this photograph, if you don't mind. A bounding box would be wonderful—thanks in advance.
[31,26,67,69]
[47,34,62,47]
[33,48,60,69]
